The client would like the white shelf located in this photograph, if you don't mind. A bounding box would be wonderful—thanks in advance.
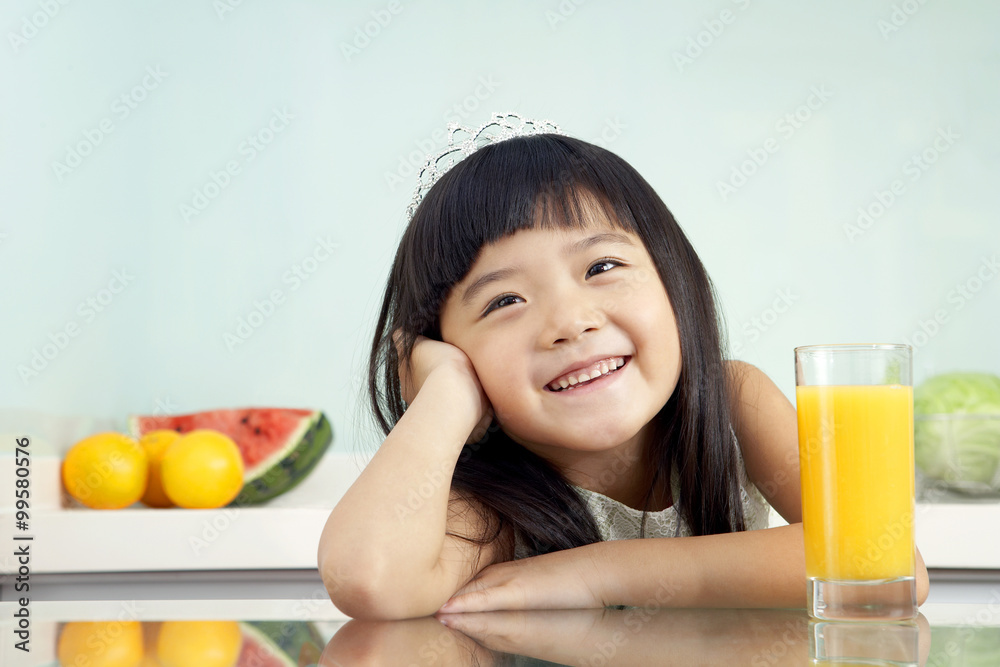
[914,495,1000,570]
[0,451,369,574]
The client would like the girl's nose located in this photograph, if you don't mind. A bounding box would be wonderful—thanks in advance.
[541,290,607,346]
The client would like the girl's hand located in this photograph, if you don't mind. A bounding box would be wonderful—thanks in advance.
[394,330,494,444]
[436,547,607,613]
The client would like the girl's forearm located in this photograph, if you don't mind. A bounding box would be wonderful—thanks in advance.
[591,523,809,609]
[591,523,929,610]
[318,370,478,612]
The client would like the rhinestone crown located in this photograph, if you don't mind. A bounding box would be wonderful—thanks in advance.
[406,112,564,220]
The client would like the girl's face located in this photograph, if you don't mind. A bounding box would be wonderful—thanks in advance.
[439,205,682,465]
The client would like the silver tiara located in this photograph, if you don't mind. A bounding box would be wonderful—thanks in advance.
[406,111,565,219]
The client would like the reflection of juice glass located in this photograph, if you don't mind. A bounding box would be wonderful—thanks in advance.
[795,344,917,621]
[809,619,920,666]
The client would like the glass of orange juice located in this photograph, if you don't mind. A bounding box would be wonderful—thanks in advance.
[795,344,917,621]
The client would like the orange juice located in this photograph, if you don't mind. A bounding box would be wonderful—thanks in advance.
[796,384,915,581]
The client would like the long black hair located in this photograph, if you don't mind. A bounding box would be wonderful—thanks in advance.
[368,133,745,559]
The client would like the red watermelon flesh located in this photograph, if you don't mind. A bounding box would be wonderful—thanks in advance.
[235,621,323,667]
[129,408,333,504]
[237,630,290,667]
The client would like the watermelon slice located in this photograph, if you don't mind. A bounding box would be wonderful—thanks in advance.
[128,408,333,505]
[237,621,324,666]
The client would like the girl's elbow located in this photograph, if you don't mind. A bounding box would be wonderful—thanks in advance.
[328,585,444,621]
[319,558,445,620]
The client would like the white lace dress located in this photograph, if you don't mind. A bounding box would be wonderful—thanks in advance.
[513,445,771,559]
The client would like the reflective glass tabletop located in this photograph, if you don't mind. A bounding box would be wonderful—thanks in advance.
[2,599,998,666]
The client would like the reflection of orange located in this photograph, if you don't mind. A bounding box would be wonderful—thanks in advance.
[157,621,242,667]
[58,621,144,667]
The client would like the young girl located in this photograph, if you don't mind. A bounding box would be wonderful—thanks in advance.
[318,115,929,620]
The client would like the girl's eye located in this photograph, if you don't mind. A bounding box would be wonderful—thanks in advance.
[481,260,623,317]
[483,293,522,316]
[587,259,623,277]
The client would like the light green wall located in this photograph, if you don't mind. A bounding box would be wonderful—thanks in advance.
[3,0,998,451]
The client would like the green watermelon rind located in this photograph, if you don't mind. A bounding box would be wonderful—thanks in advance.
[242,411,327,484]
[234,411,334,505]
[243,621,326,665]
[239,620,324,666]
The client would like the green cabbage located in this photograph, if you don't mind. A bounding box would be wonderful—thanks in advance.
[914,372,1000,490]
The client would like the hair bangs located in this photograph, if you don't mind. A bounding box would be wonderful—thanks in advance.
[411,135,643,325]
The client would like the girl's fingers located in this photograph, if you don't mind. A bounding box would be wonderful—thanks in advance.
[440,581,528,614]
[439,590,487,613]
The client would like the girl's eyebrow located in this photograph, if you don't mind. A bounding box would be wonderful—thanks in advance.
[460,232,635,306]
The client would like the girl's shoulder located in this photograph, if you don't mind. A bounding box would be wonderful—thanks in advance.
[724,360,802,524]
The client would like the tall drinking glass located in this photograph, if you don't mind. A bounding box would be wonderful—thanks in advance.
[795,344,917,621]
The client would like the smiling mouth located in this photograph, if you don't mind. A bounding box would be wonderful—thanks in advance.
[545,356,630,392]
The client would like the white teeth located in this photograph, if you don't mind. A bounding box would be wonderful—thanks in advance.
[548,356,627,392]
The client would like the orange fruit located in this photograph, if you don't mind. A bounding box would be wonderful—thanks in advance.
[160,430,244,509]
[58,620,144,667]
[62,433,148,509]
[157,620,242,667]
[139,431,182,508]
